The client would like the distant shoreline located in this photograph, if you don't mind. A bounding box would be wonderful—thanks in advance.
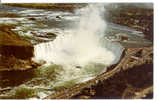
[3,3,87,11]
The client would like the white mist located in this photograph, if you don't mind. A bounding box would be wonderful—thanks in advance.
[33,4,124,73]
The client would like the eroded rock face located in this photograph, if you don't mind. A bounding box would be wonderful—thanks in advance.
[0,25,34,60]
[0,45,34,60]
[0,55,41,71]
[0,25,36,71]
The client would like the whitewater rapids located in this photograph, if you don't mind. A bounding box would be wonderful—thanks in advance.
[0,4,128,99]
[32,4,124,82]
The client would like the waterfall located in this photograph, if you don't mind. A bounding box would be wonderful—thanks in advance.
[33,4,124,69]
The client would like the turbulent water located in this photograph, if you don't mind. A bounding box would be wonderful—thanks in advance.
[33,4,123,67]
[30,5,124,95]
[0,4,152,99]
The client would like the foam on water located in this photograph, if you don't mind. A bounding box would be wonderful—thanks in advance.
[1,4,125,99]
[33,4,124,68]
[0,4,153,99]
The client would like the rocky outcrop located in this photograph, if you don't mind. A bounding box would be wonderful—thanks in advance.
[0,55,40,71]
[0,25,34,59]
[0,25,38,71]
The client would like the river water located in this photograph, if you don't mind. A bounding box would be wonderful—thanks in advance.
[0,4,152,99]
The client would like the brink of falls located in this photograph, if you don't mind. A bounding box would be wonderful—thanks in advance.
[30,4,124,92]
[0,4,127,99]
[33,4,124,68]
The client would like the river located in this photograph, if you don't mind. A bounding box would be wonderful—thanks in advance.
[0,4,152,99]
